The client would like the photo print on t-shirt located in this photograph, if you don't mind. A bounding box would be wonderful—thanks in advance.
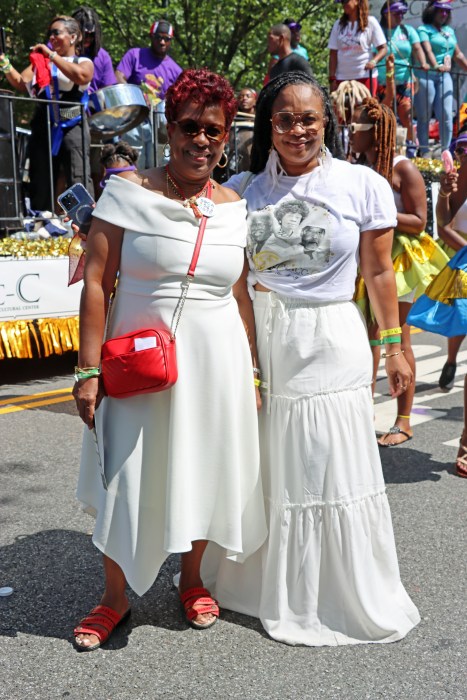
[247,199,333,278]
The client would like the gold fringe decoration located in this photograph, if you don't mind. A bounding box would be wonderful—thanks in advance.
[0,236,71,259]
[0,316,79,360]
[425,267,467,304]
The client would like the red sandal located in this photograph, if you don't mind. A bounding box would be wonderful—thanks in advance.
[180,587,219,630]
[73,604,131,651]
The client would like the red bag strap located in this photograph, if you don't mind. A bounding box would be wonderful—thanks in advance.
[187,179,212,278]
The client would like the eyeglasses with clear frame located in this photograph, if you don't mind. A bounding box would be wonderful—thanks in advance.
[173,119,227,142]
[271,111,326,135]
[348,123,375,134]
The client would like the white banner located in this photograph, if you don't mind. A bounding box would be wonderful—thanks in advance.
[0,257,82,321]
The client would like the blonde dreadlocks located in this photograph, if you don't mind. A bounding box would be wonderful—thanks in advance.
[331,80,372,125]
[359,97,396,185]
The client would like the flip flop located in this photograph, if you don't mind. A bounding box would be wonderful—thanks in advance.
[378,425,412,448]
[180,586,219,630]
[73,604,131,652]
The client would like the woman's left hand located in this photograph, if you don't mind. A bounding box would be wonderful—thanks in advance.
[385,354,414,398]
[364,59,376,71]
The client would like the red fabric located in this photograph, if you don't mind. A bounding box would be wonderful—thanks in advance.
[29,51,50,89]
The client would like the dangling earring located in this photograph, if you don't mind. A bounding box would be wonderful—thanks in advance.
[217,151,228,169]
[163,142,171,159]
[320,132,326,162]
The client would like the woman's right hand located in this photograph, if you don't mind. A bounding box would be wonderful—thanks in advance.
[439,171,458,195]
[73,377,104,429]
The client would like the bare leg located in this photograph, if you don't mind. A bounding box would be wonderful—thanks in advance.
[179,540,215,625]
[378,303,414,446]
[447,335,465,364]
[74,555,129,649]
[455,375,467,477]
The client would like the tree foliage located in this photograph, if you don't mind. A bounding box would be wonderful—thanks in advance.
[1,0,340,91]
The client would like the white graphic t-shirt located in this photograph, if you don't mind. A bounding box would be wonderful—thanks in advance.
[327,16,386,80]
[226,157,397,301]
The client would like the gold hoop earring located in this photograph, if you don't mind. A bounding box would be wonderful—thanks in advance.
[217,151,228,169]
[163,142,171,159]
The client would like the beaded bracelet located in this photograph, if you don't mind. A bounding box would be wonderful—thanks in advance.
[380,326,402,338]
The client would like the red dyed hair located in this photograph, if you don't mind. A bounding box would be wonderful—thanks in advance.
[165,69,237,130]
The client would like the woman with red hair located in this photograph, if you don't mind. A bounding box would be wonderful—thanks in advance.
[72,69,267,650]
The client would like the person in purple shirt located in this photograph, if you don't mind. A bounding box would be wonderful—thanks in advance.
[72,7,117,92]
[115,19,182,167]
[72,7,117,195]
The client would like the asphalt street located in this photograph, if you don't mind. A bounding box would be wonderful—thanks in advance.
[0,331,466,700]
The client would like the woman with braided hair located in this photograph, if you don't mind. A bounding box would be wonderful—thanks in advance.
[201,71,420,646]
[351,97,448,446]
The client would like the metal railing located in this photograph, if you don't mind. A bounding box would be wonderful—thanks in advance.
[0,92,87,229]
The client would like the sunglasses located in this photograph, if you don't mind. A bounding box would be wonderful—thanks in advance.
[271,111,325,134]
[173,119,227,142]
[455,146,467,156]
[153,34,172,42]
[348,122,374,134]
[49,29,65,37]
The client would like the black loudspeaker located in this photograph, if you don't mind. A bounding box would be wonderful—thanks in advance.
[0,90,22,230]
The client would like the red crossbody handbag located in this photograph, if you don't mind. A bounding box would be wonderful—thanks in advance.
[100,187,211,399]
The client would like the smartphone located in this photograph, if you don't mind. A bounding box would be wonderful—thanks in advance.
[57,183,95,233]
[0,27,6,55]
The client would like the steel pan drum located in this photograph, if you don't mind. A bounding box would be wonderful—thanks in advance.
[88,84,149,139]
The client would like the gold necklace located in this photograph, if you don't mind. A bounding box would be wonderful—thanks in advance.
[165,166,212,218]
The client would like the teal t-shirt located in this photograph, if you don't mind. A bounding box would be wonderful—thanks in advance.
[377,24,420,84]
[417,24,457,64]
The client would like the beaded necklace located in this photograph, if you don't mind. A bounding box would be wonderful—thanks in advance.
[165,165,213,219]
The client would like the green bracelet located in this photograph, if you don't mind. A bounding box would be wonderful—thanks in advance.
[74,366,101,381]
[369,339,382,346]
[383,335,402,344]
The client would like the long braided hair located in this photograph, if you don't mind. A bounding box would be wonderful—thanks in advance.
[358,97,396,184]
[250,72,344,174]
[72,6,103,58]
[339,0,369,32]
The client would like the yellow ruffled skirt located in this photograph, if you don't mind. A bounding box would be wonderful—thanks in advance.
[354,232,449,323]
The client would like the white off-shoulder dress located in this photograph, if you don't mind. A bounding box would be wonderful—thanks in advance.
[77,176,267,596]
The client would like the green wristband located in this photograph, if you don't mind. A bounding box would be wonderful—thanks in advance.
[74,367,101,381]
[369,339,382,346]
[383,335,402,344]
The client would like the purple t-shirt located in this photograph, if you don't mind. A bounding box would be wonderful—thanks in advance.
[116,47,182,100]
[88,48,117,93]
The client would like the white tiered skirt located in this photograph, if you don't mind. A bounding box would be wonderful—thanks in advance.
[202,292,420,646]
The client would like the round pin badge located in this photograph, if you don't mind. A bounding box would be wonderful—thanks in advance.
[197,197,216,218]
